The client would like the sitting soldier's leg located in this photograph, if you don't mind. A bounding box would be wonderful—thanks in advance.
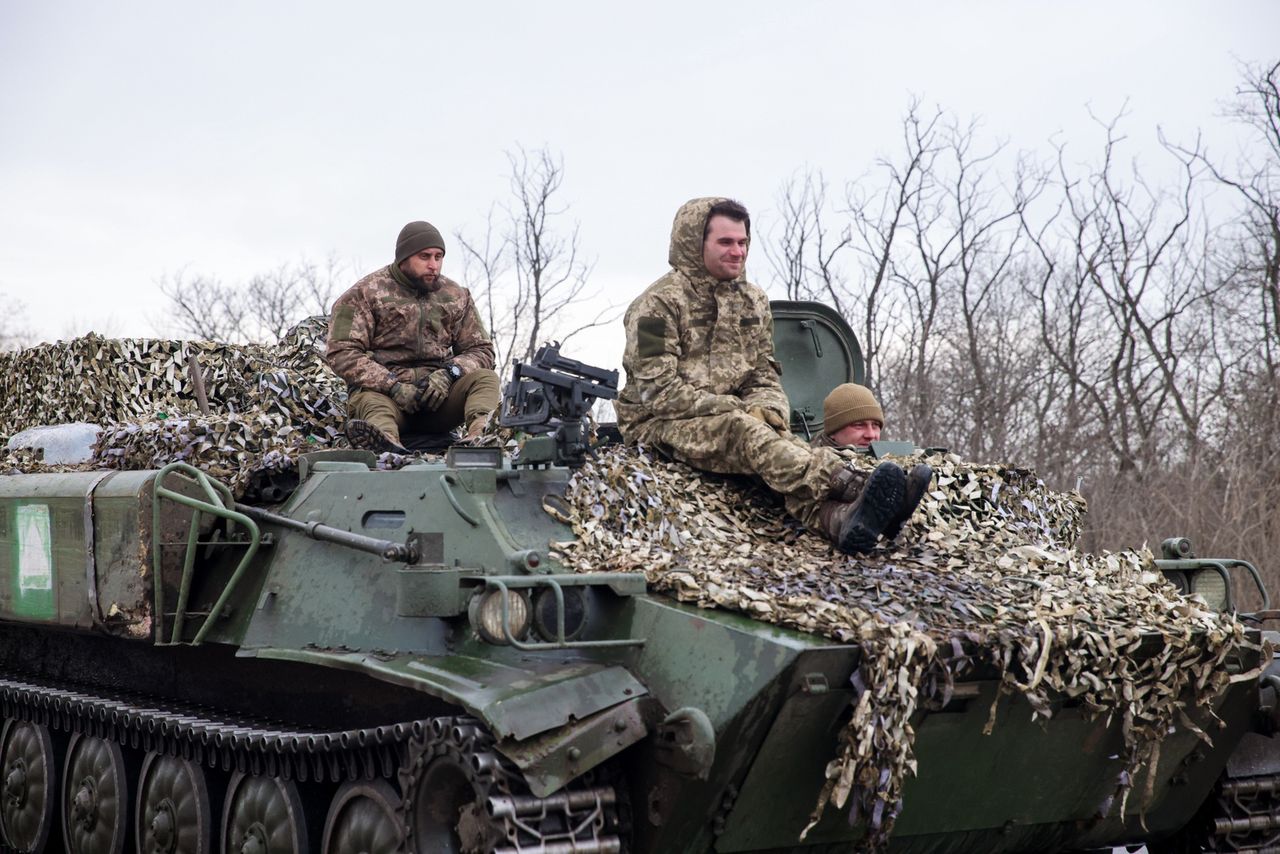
[411,369,501,435]
[638,411,906,554]
[806,461,906,554]
[346,389,409,450]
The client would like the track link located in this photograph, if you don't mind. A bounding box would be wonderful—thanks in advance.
[0,672,624,853]
[399,715,623,854]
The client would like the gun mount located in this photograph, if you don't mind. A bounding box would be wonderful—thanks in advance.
[500,342,618,467]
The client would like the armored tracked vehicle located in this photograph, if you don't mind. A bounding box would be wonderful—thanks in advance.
[0,302,1278,853]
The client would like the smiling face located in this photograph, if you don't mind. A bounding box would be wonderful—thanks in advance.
[702,215,749,281]
[831,419,882,448]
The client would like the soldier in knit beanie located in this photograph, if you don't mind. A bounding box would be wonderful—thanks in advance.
[812,382,932,538]
[815,383,884,449]
[326,219,500,453]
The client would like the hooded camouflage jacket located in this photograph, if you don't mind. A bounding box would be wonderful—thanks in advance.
[325,265,495,394]
[615,197,789,436]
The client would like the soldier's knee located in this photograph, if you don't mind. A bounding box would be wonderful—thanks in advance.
[724,408,775,439]
[347,389,406,429]
[460,369,500,407]
[467,368,500,390]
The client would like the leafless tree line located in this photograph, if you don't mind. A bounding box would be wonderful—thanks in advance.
[159,255,348,344]
[764,62,1280,584]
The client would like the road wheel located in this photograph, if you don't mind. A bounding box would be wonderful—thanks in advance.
[220,772,307,854]
[62,733,128,853]
[0,720,57,852]
[136,752,211,854]
[321,780,402,853]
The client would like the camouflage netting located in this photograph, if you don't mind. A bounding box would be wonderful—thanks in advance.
[0,320,352,492]
[0,329,1266,849]
[551,446,1266,847]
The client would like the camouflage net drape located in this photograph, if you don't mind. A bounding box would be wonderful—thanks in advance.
[0,320,348,492]
[552,445,1266,846]
[0,329,1266,848]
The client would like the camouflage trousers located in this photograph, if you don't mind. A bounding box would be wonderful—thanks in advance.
[629,410,846,529]
[348,369,500,444]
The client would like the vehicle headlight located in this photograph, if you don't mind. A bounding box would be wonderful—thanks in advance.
[532,587,589,642]
[1162,570,1190,595]
[469,589,531,644]
[1189,569,1230,611]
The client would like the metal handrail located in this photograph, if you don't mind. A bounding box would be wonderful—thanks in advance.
[152,462,262,645]
[1155,557,1271,613]
[478,577,646,651]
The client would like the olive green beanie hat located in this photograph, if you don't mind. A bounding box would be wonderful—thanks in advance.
[394,221,446,264]
[823,383,884,435]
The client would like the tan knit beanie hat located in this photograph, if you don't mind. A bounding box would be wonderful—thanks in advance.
[823,383,884,434]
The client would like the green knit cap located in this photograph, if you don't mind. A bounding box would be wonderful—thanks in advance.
[395,221,446,264]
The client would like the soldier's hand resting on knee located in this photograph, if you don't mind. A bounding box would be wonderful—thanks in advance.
[748,406,789,434]
[389,381,424,414]
[417,368,453,411]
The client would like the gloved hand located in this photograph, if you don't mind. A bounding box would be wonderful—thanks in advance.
[748,406,789,434]
[389,381,423,414]
[417,368,452,411]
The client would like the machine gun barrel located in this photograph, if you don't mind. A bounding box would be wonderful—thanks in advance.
[234,503,417,563]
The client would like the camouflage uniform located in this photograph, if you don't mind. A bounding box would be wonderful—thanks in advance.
[616,197,846,529]
[810,431,869,491]
[326,264,499,442]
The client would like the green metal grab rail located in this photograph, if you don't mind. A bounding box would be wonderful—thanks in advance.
[152,462,261,646]
[470,574,647,651]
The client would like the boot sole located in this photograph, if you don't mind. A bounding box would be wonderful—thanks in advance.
[885,464,933,540]
[839,464,906,554]
[345,419,408,455]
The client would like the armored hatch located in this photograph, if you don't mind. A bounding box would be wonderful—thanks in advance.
[770,300,865,440]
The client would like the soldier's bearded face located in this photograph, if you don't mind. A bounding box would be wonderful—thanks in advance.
[401,249,444,287]
[702,215,749,281]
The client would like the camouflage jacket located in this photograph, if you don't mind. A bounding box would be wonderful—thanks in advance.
[616,197,789,437]
[810,432,837,448]
[325,265,495,394]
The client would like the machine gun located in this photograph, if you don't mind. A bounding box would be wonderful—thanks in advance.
[500,342,618,467]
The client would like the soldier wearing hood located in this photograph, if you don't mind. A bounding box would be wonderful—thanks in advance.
[326,220,500,453]
[616,197,927,555]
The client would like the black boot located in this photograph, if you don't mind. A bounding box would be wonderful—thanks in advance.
[345,419,409,455]
[820,461,906,555]
[884,463,932,540]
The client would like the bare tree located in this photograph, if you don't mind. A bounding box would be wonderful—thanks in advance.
[159,255,347,343]
[763,169,852,309]
[457,146,617,371]
[455,205,513,365]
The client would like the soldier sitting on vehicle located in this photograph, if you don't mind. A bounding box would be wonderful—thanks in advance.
[615,196,928,555]
[813,382,932,539]
[326,220,500,453]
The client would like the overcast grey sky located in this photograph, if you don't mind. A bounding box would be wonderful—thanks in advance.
[2,1,1277,370]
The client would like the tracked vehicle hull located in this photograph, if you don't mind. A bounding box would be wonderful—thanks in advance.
[2,306,1279,852]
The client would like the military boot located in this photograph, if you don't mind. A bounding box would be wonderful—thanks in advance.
[345,419,409,455]
[883,463,933,541]
[826,466,865,501]
[463,415,490,441]
[818,461,907,555]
